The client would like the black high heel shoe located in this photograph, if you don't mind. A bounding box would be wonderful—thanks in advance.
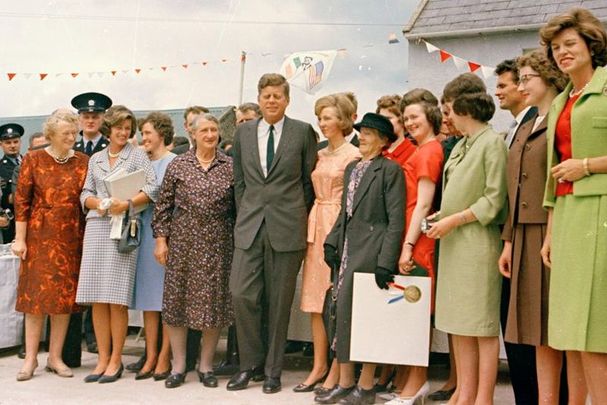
[98,364,124,384]
[165,372,186,388]
[197,370,218,388]
[293,370,328,393]
[153,367,171,381]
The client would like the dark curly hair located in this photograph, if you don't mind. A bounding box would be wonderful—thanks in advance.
[138,112,174,146]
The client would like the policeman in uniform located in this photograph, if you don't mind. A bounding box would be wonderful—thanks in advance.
[72,92,112,156]
[61,92,112,368]
[0,123,24,243]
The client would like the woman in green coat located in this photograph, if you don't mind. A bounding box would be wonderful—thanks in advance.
[539,8,607,404]
[427,87,507,405]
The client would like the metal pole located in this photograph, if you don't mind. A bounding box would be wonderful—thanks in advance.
[238,51,246,106]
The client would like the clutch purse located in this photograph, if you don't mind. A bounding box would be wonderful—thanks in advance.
[118,200,142,253]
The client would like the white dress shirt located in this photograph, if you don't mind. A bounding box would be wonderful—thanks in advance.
[505,106,532,148]
[257,117,285,177]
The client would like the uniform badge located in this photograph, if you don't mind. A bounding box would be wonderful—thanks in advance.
[2,160,6,163]
[101,143,107,147]
[88,100,95,106]
[7,128,12,134]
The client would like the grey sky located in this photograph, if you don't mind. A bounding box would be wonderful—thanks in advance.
[0,0,418,128]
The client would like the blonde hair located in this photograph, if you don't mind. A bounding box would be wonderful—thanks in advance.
[314,94,355,135]
[43,108,79,141]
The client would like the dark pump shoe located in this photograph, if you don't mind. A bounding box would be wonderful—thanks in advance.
[337,386,376,405]
[226,366,264,391]
[428,387,456,401]
[197,371,218,388]
[98,364,124,384]
[262,377,281,394]
[135,369,154,380]
[315,385,355,404]
[126,355,146,372]
[165,372,186,388]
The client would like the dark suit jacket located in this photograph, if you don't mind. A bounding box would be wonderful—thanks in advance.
[232,116,317,252]
[502,113,548,241]
[74,133,109,156]
[325,156,405,272]
[317,133,359,151]
[0,154,19,242]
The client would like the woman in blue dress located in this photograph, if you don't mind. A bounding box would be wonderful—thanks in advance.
[132,112,176,380]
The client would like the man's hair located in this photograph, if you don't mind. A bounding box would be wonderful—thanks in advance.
[29,132,45,148]
[257,73,290,99]
[237,102,261,117]
[495,59,520,84]
[183,105,209,121]
[441,73,487,103]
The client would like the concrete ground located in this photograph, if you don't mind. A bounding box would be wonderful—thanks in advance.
[0,336,515,405]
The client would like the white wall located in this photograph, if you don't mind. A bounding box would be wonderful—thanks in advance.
[407,31,543,132]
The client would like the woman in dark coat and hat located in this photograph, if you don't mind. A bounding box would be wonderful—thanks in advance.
[316,113,405,405]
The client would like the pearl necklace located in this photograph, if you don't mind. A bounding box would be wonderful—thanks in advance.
[108,149,121,158]
[197,154,215,164]
[569,83,588,98]
[46,147,72,164]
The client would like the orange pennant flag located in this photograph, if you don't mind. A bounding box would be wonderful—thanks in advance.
[135,68,141,74]
[71,73,79,78]
[439,50,452,62]
[468,61,481,72]
[39,73,48,80]
[7,73,16,81]
[161,66,167,72]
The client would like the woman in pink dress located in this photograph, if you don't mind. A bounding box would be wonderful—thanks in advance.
[295,94,360,393]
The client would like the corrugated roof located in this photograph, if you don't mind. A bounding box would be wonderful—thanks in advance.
[404,0,607,38]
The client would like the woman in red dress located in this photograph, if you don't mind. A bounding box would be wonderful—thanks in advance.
[12,109,89,381]
[388,101,444,405]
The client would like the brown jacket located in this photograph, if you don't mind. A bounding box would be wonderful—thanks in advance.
[502,114,548,241]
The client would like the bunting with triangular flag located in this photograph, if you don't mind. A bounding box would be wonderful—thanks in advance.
[422,40,496,79]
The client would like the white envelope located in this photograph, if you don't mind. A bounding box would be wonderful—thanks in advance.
[350,273,431,366]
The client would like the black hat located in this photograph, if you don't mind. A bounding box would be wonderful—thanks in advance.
[71,92,112,113]
[0,123,24,141]
[353,112,397,143]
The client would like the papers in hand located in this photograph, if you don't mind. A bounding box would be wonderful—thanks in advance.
[350,273,431,366]
[104,169,146,240]
[103,169,147,214]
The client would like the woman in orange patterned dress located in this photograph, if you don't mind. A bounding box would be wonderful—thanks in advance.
[12,109,89,381]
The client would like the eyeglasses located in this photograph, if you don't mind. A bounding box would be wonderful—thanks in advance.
[519,74,541,85]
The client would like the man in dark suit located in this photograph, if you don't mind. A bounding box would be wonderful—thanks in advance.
[227,73,317,394]
[0,123,24,243]
[72,92,112,156]
[317,91,359,151]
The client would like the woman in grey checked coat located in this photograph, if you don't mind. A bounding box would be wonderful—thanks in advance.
[76,106,158,384]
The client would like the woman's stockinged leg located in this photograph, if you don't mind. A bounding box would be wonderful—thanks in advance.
[199,328,221,373]
[165,325,188,374]
[106,304,128,374]
[141,311,160,373]
[92,303,111,375]
[536,345,563,404]
[302,313,329,386]
[48,314,71,367]
[475,336,498,405]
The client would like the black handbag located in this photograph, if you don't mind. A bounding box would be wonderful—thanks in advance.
[322,263,339,353]
[118,200,142,253]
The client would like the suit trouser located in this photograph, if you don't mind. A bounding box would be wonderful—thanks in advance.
[230,223,304,378]
[62,313,83,367]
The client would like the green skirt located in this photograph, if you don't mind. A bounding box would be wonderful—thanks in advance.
[549,194,607,353]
